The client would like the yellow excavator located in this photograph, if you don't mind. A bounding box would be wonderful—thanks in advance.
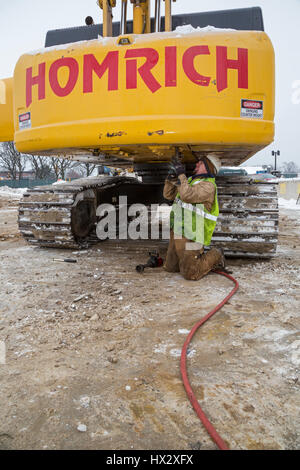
[0,1,278,256]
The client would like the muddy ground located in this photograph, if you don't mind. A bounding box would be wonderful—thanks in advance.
[0,193,299,450]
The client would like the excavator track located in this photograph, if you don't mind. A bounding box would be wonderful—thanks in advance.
[212,176,279,258]
[18,175,279,258]
[18,176,140,249]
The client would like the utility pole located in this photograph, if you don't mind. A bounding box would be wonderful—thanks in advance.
[272,150,280,171]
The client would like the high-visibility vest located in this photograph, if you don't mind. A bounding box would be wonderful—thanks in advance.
[170,177,219,246]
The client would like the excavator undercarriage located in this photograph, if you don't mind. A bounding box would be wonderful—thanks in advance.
[18,174,279,258]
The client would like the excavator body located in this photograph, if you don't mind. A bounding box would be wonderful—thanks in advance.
[2,4,275,166]
[0,1,279,257]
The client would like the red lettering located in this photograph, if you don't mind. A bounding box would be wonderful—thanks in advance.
[182,46,211,87]
[125,48,161,93]
[165,46,177,87]
[49,57,79,97]
[25,44,249,106]
[216,46,248,92]
[83,52,119,92]
[26,63,46,107]
[126,59,137,89]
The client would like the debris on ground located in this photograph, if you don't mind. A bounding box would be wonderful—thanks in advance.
[0,193,299,450]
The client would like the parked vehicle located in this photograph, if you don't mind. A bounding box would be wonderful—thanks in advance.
[251,173,276,182]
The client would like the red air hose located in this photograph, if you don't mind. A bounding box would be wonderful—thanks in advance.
[180,270,239,451]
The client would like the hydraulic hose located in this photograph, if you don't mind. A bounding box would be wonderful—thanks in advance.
[180,270,239,450]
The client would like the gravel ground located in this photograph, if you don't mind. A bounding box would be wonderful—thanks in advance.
[0,193,299,450]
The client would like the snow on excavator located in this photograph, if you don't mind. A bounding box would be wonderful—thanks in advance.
[0,1,278,257]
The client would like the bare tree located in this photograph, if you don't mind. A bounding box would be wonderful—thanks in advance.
[66,167,85,179]
[28,155,54,179]
[49,157,74,180]
[0,141,28,180]
[281,161,299,173]
[71,162,97,178]
[82,162,96,177]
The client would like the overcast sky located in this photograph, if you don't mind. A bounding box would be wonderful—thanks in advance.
[0,0,299,168]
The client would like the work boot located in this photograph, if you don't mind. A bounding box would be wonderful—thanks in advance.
[181,247,225,281]
[212,247,226,271]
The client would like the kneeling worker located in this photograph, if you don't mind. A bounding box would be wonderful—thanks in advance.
[163,154,225,280]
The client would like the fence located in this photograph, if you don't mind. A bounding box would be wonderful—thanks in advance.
[0,178,57,188]
[282,173,299,179]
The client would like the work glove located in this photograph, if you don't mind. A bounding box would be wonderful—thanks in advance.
[167,160,185,180]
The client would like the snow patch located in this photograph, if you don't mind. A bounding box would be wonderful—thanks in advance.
[79,396,90,408]
[169,348,195,358]
[154,343,168,354]
[77,424,87,432]
[0,186,27,198]
[24,25,240,59]
[27,39,98,56]
[243,327,294,342]
[290,341,300,366]
[279,198,300,211]
[175,24,236,35]
[27,35,117,56]
[277,177,300,183]
[169,348,181,357]
[52,179,67,185]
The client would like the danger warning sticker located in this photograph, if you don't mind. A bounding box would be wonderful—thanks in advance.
[241,100,263,119]
[19,112,31,129]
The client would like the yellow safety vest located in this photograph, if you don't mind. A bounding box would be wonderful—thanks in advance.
[170,177,219,246]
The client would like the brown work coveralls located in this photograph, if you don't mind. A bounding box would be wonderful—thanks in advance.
[163,174,221,280]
